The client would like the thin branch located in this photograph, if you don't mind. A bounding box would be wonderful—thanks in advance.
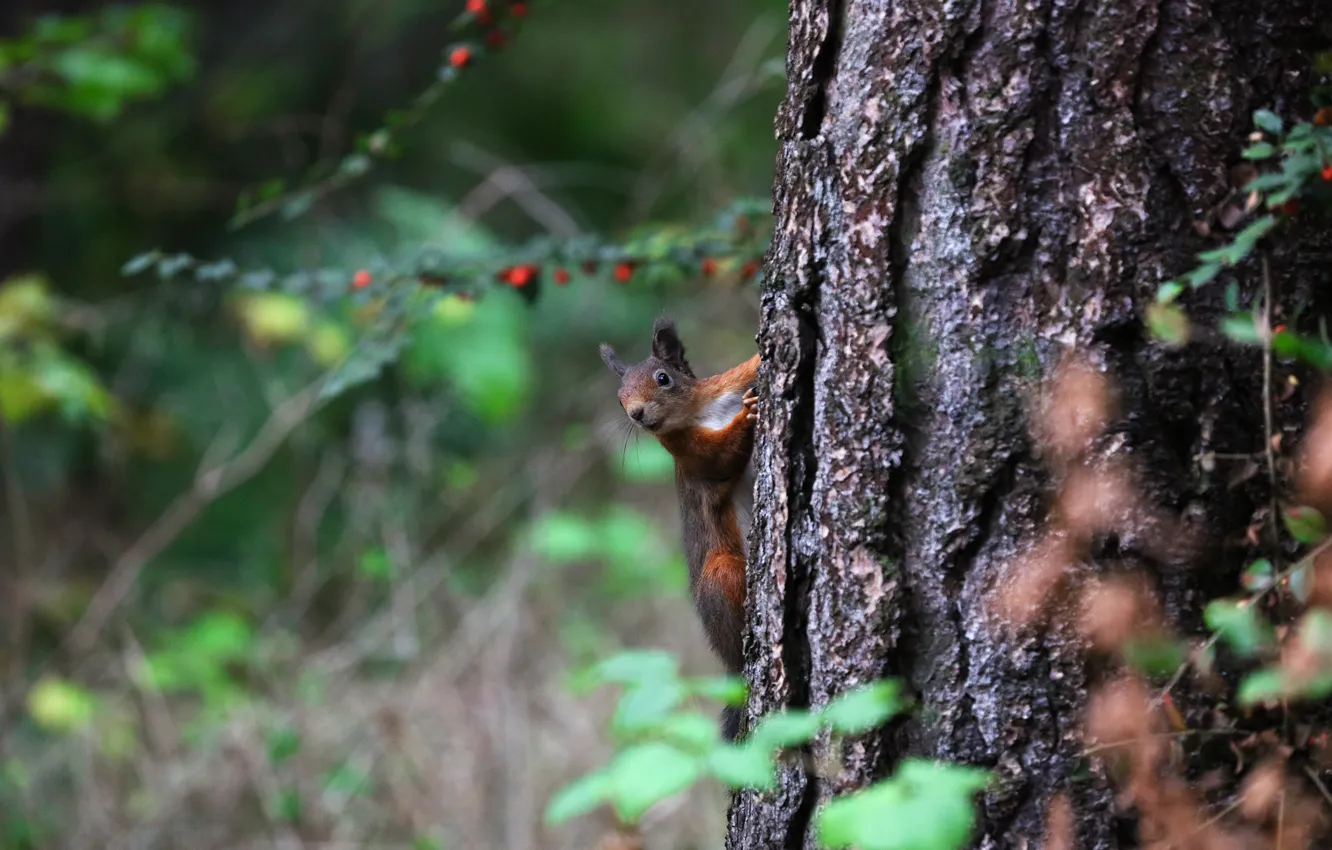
[63,377,325,654]
[1081,727,1246,757]
[451,142,585,238]
[1303,764,1332,811]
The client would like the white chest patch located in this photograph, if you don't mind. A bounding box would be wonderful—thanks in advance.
[696,391,744,430]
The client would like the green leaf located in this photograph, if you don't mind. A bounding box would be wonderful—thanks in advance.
[1242,142,1276,160]
[1220,314,1262,344]
[1225,280,1240,312]
[26,676,98,733]
[1232,215,1276,252]
[822,680,907,735]
[527,512,600,562]
[1253,109,1284,135]
[266,726,302,766]
[1273,333,1332,371]
[607,742,702,823]
[185,611,253,660]
[545,769,612,825]
[611,678,686,736]
[232,292,309,344]
[357,548,392,581]
[1289,563,1313,605]
[1267,185,1299,207]
[1156,281,1185,303]
[1121,635,1188,677]
[1185,264,1221,288]
[1146,302,1190,347]
[749,709,821,750]
[120,250,161,276]
[658,712,722,750]
[1283,506,1327,544]
[591,650,679,687]
[706,742,776,790]
[691,675,748,706]
[1244,172,1290,193]
[322,762,371,798]
[274,788,302,824]
[817,760,990,850]
[1204,599,1274,656]
[1241,558,1274,592]
[1237,668,1286,706]
[339,153,371,176]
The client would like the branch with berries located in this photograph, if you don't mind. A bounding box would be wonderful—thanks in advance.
[229,0,534,231]
[121,198,772,396]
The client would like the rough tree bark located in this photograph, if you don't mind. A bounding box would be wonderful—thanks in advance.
[735,1,1329,848]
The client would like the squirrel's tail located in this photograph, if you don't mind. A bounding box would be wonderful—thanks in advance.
[721,705,742,742]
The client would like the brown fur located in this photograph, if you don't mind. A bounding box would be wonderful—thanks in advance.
[599,321,759,740]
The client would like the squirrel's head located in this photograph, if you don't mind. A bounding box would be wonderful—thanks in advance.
[599,316,699,433]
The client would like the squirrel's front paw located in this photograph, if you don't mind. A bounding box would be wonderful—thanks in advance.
[742,389,758,424]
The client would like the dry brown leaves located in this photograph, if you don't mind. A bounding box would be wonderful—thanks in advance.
[1297,390,1332,519]
[993,352,1186,631]
[995,352,1330,849]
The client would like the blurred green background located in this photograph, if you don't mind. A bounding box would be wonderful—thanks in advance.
[0,1,783,847]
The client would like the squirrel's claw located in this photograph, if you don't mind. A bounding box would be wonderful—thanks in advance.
[742,389,758,424]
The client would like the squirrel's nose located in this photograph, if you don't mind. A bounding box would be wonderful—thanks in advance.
[628,406,645,422]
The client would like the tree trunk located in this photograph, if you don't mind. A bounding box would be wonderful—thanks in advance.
[735,1,1329,848]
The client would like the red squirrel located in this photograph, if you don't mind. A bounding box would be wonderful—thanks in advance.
[599,317,759,741]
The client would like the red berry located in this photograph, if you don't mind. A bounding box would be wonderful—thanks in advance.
[507,265,536,287]
[1273,324,1288,334]
[1322,165,1332,182]
[486,30,505,50]
[1281,199,1300,217]
[352,269,372,289]
[613,262,634,283]
[450,46,472,68]
[553,268,571,285]
[510,2,528,16]
[700,257,717,276]
[1316,107,1332,127]
[741,259,759,279]
[466,0,491,22]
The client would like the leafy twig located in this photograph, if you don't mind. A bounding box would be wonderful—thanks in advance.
[1157,535,1332,705]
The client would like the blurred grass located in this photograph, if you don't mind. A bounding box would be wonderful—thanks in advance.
[0,0,782,847]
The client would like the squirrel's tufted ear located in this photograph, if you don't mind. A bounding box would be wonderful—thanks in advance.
[599,344,628,377]
[651,317,695,377]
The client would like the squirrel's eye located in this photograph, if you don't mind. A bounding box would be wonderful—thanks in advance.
[655,371,671,387]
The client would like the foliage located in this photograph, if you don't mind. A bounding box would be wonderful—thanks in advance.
[0,275,113,423]
[0,4,193,130]
[1149,107,1332,366]
[1142,70,1332,711]
[546,653,989,850]
[816,760,992,850]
